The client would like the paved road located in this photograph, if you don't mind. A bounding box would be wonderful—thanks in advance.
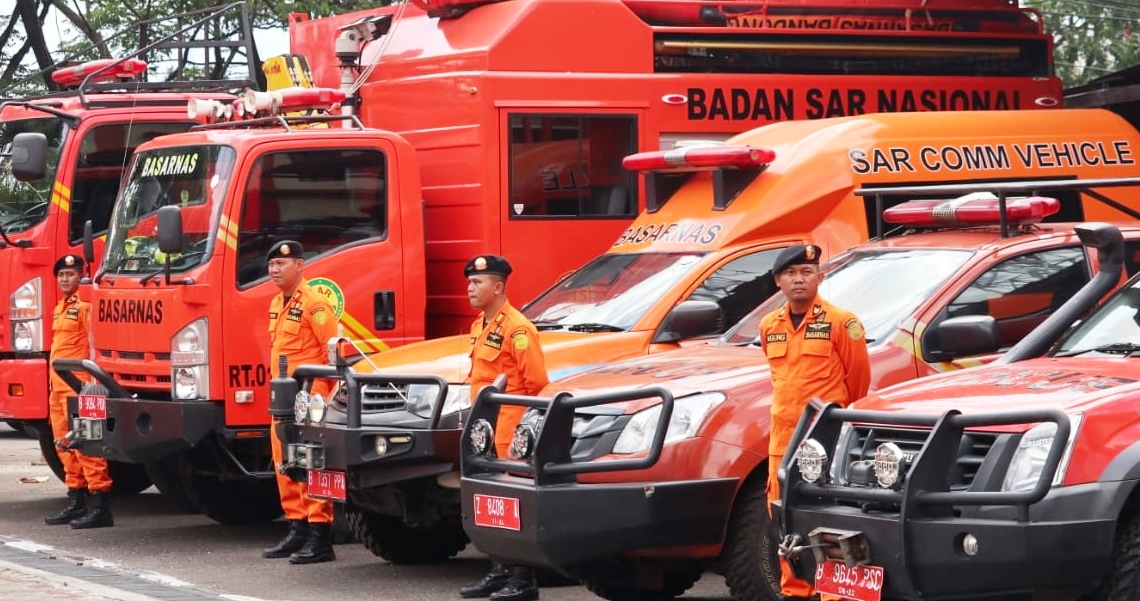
[0,423,733,601]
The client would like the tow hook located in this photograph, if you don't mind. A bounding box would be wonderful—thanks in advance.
[55,430,80,450]
[778,534,817,558]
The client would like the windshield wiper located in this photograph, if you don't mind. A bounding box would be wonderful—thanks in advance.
[138,251,206,286]
[1057,342,1140,358]
[532,320,566,331]
[566,322,624,333]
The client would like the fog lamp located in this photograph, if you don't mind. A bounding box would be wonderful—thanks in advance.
[873,442,905,489]
[796,439,828,484]
[308,394,327,423]
[374,436,388,457]
[509,424,537,461]
[962,533,979,557]
[294,391,311,424]
[469,419,494,456]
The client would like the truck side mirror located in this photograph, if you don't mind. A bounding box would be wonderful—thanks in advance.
[156,205,184,255]
[653,300,723,343]
[923,315,998,362]
[10,132,48,182]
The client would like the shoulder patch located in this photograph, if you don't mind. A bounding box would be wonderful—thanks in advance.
[845,317,864,341]
[313,309,328,325]
[512,331,530,350]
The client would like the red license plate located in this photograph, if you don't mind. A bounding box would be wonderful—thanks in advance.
[77,394,107,419]
[306,469,346,501]
[472,494,520,531]
[814,560,884,601]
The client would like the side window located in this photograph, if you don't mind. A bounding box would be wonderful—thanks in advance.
[236,148,387,286]
[69,122,192,242]
[1126,241,1140,277]
[686,249,782,334]
[929,247,1090,353]
[508,114,637,219]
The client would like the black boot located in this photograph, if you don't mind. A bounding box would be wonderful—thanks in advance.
[69,491,113,529]
[45,488,86,525]
[263,520,309,558]
[289,522,336,564]
[460,563,512,598]
[489,566,538,601]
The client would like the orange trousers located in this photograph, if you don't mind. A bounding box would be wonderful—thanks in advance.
[48,388,112,493]
[768,454,816,599]
[271,417,333,524]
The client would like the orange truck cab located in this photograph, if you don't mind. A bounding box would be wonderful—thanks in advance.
[284,108,1140,564]
[0,4,257,494]
[459,192,1140,599]
[776,221,1140,601]
[289,0,1063,337]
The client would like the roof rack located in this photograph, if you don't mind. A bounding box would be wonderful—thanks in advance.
[191,114,367,132]
[2,2,261,107]
[858,176,1140,239]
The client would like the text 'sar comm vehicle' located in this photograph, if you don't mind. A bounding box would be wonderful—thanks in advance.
[777,221,1140,601]
[0,4,258,493]
[291,108,1140,568]
[458,188,1140,601]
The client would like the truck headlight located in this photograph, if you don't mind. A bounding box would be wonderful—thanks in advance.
[441,384,472,415]
[10,277,42,352]
[308,393,327,423]
[171,318,209,400]
[1001,414,1082,492]
[611,392,725,455]
[406,383,442,418]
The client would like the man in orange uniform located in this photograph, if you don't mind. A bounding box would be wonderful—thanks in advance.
[459,255,547,601]
[760,244,871,600]
[43,254,115,529]
[262,240,339,565]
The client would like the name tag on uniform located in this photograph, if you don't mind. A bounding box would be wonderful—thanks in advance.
[765,333,787,344]
[805,322,832,340]
[65,307,80,321]
[485,332,503,349]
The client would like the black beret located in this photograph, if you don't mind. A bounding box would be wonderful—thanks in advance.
[54,254,84,275]
[773,244,822,275]
[464,254,512,278]
[267,240,303,261]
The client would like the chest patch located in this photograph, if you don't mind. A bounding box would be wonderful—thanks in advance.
[286,305,304,322]
[804,322,832,340]
[64,306,81,321]
[485,332,504,350]
[765,333,787,344]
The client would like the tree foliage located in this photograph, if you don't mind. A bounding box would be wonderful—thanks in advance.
[0,0,385,95]
[1025,0,1140,87]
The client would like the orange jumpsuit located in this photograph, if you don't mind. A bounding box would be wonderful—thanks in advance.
[466,302,549,457]
[49,294,112,493]
[269,281,338,524]
[760,295,871,598]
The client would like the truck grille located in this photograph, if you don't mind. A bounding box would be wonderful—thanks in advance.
[358,382,411,413]
[848,426,997,490]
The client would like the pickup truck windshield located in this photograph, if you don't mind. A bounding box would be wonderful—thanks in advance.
[0,118,66,234]
[1055,278,1140,356]
[721,248,973,346]
[103,145,234,275]
[524,252,705,331]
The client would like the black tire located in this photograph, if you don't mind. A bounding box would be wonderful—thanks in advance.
[332,503,357,545]
[145,449,282,524]
[581,568,702,601]
[348,507,468,564]
[5,420,38,438]
[1087,512,1140,601]
[144,453,202,513]
[36,424,150,496]
[723,478,783,601]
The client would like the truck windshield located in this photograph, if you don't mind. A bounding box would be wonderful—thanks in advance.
[720,248,973,346]
[103,145,235,275]
[1054,279,1140,356]
[523,252,705,331]
[0,118,66,234]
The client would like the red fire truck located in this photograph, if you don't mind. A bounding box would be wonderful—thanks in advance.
[0,3,258,493]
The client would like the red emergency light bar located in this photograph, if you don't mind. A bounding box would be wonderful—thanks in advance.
[51,58,148,88]
[883,193,1060,227]
[623,146,776,172]
[243,87,347,115]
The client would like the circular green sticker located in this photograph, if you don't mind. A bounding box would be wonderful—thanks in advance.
[307,277,345,320]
